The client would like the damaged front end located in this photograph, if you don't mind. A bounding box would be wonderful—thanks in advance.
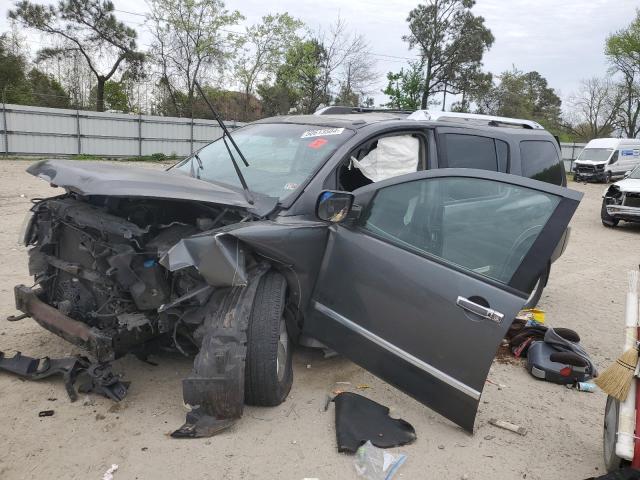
[603,184,640,222]
[18,195,254,361]
[13,182,277,433]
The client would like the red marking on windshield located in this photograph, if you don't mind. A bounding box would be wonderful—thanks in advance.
[308,138,328,149]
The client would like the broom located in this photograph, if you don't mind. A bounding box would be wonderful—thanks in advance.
[595,270,639,401]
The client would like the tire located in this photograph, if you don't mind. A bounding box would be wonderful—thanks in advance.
[244,271,293,406]
[522,266,549,309]
[601,199,619,228]
[604,396,623,472]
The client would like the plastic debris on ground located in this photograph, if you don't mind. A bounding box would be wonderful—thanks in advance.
[333,392,416,453]
[102,464,118,480]
[354,441,407,480]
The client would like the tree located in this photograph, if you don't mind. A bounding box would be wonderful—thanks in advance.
[382,61,424,110]
[148,0,243,117]
[566,77,621,141]
[606,10,640,138]
[10,0,144,112]
[26,68,70,108]
[89,80,129,112]
[317,18,378,106]
[256,81,297,116]
[0,33,70,108]
[403,0,493,109]
[276,39,329,114]
[234,13,303,120]
[471,68,563,131]
[0,33,31,104]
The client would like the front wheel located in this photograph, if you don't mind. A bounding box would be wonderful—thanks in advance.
[604,396,623,472]
[245,271,293,406]
[601,199,619,228]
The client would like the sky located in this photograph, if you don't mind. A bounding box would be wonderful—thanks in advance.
[0,0,637,107]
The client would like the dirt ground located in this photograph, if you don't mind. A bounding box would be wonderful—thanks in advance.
[0,159,636,480]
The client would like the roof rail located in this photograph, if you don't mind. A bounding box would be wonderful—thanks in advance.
[408,110,545,130]
[314,106,414,116]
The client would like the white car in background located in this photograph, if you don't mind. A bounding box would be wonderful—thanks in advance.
[575,138,640,183]
[601,165,640,227]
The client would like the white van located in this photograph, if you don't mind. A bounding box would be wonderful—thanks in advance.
[574,138,640,182]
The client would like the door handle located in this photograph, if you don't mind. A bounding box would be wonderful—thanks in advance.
[456,296,505,324]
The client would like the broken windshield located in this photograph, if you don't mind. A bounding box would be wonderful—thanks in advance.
[175,123,353,200]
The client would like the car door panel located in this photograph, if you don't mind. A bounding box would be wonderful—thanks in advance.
[305,169,582,432]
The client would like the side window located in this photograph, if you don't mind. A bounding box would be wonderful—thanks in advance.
[609,151,619,165]
[338,133,425,192]
[520,141,564,185]
[442,134,498,171]
[362,177,560,285]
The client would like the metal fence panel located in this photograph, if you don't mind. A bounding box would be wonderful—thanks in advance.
[0,103,244,158]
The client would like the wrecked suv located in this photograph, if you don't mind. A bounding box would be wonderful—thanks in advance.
[13,110,581,435]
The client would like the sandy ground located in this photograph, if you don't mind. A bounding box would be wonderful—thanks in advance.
[0,159,636,480]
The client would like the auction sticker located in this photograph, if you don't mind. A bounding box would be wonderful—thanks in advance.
[301,128,344,138]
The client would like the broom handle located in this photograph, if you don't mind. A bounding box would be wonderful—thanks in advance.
[633,327,640,469]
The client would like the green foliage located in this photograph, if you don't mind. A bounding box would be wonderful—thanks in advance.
[10,0,144,112]
[403,0,493,108]
[473,68,563,132]
[148,0,244,117]
[382,61,424,110]
[0,34,70,107]
[606,9,640,138]
[276,40,329,114]
[256,82,297,116]
[89,81,129,112]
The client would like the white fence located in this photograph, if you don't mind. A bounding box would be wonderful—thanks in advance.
[0,103,244,157]
[0,102,590,171]
[560,142,587,172]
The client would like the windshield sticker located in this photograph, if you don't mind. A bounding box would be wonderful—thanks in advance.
[301,128,344,138]
[308,138,328,149]
[283,182,299,191]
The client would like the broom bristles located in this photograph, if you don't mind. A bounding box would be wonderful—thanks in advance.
[595,347,638,401]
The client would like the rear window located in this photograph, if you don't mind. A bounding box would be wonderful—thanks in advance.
[520,141,564,185]
[442,134,508,172]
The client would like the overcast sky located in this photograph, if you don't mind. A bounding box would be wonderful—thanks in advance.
[0,0,637,107]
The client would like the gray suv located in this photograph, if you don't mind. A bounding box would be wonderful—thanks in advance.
[12,109,578,436]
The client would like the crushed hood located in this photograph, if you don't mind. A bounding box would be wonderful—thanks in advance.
[27,160,278,217]
[613,177,640,193]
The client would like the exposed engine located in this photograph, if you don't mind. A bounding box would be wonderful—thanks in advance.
[25,194,252,358]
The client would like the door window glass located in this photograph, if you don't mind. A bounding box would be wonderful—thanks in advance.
[609,151,619,165]
[520,141,564,185]
[443,134,497,171]
[362,177,560,285]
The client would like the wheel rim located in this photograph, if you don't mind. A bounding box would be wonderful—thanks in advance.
[276,318,289,383]
[525,275,542,305]
[603,396,619,467]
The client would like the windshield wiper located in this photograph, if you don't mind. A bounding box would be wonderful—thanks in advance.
[190,152,204,179]
[194,81,254,205]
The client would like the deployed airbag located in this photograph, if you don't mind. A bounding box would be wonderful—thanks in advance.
[352,136,420,182]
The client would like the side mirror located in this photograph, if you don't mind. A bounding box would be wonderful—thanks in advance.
[316,190,354,223]
[625,171,632,178]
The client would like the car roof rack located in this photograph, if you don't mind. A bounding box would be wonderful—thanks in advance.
[408,110,545,130]
[314,106,414,116]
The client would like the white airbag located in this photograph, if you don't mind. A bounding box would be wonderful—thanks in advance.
[352,136,420,182]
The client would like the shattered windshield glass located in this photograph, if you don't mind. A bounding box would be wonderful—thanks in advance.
[175,123,353,200]
[577,148,613,162]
